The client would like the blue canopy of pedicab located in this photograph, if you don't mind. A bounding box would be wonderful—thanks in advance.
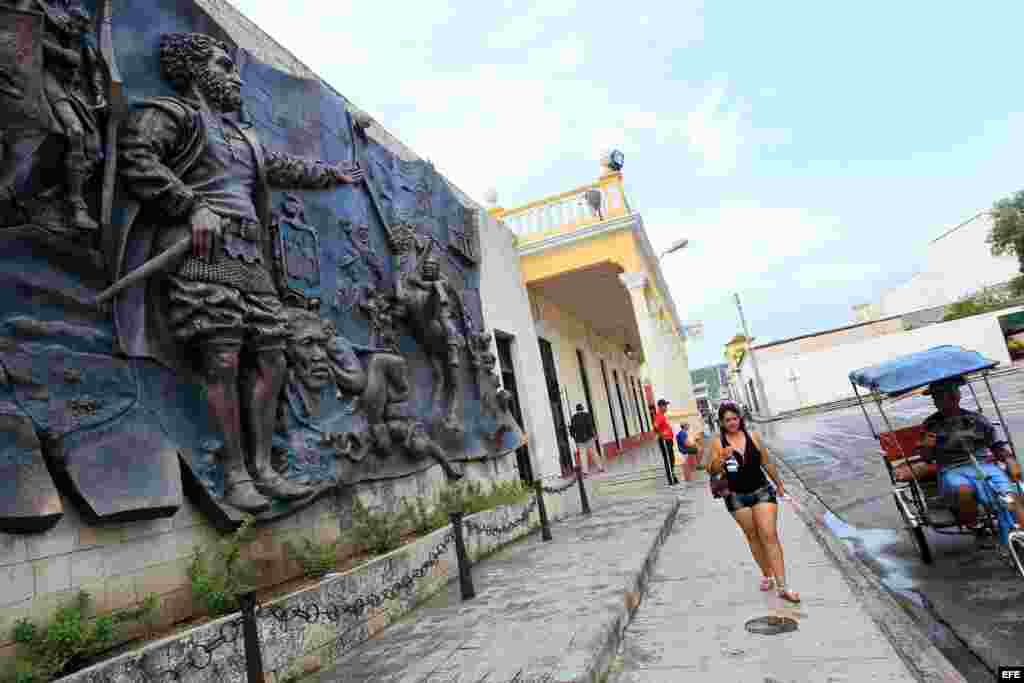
[848,345,1000,397]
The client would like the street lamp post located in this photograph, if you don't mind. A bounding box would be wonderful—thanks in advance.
[660,238,689,259]
[733,292,771,417]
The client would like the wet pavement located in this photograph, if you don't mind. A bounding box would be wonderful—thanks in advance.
[761,371,1024,680]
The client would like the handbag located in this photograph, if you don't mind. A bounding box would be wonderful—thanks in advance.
[709,432,732,499]
[709,472,730,498]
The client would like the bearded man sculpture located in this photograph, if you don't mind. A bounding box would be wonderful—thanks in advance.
[113,33,363,513]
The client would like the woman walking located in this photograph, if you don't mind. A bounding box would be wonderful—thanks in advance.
[708,402,800,604]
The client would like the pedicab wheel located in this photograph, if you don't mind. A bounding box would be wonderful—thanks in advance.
[1008,529,1024,579]
[910,525,933,565]
[895,492,933,564]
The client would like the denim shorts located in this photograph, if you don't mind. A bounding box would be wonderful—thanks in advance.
[938,462,1014,509]
[724,485,777,513]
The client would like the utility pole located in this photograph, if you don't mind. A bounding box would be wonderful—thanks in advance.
[734,293,771,417]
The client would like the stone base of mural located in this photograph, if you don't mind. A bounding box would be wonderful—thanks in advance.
[53,486,588,683]
[0,455,542,680]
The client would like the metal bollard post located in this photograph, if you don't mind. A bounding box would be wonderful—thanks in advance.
[238,590,264,683]
[449,511,476,600]
[575,465,592,515]
[534,479,553,541]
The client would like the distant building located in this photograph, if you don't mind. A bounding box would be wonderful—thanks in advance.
[690,363,730,415]
[856,212,1018,322]
[728,209,1024,414]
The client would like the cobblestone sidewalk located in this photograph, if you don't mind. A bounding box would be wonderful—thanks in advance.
[310,491,680,682]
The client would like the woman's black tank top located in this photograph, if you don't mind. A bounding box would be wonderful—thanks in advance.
[722,430,769,494]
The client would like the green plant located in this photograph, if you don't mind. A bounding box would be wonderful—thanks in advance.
[403,496,447,536]
[188,516,257,617]
[1009,274,1024,298]
[10,590,158,683]
[437,479,531,516]
[285,536,342,578]
[489,480,531,507]
[943,286,1016,321]
[348,497,409,556]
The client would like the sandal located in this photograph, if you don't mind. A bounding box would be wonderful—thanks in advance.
[776,581,801,604]
[759,576,775,592]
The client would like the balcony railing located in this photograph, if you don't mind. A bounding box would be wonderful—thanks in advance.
[493,173,630,244]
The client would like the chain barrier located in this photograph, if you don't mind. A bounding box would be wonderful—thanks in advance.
[75,498,546,683]
[269,530,455,628]
[462,497,539,537]
[542,477,578,495]
[78,616,245,683]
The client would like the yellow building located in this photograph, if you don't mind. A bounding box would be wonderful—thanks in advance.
[488,153,699,470]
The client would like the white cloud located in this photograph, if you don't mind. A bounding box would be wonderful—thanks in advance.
[623,111,659,131]
[226,0,710,204]
[683,85,747,176]
[485,0,581,49]
[645,203,847,316]
[792,262,886,287]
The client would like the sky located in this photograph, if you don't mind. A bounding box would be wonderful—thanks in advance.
[227,1,1024,368]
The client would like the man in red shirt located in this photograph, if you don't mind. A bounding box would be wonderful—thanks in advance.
[654,399,680,486]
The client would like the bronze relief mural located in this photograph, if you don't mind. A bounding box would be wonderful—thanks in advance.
[0,3,524,533]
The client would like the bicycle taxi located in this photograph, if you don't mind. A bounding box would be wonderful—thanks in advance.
[848,345,1024,577]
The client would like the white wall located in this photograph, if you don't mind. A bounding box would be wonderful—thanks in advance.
[742,306,1024,413]
[880,213,1019,316]
[531,294,648,450]
[478,213,561,480]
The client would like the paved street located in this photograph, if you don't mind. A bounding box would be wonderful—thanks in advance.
[761,370,1024,680]
[608,478,918,682]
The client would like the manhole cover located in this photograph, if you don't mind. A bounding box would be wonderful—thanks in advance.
[745,615,798,635]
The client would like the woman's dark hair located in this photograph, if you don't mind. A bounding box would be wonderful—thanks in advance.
[717,401,746,432]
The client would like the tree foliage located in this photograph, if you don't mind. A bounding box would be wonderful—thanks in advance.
[943,286,1015,322]
[987,190,1024,268]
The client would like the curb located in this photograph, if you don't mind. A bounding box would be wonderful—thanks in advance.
[574,495,681,683]
[767,440,967,683]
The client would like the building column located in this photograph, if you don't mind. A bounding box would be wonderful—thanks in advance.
[619,272,701,432]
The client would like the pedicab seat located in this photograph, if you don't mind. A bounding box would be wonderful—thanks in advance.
[879,425,940,483]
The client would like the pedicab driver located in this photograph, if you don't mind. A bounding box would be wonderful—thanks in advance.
[916,377,1024,530]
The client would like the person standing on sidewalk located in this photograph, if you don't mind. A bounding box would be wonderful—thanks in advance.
[708,402,800,604]
[570,403,605,474]
[654,399,680,486]
[677,422,700,480]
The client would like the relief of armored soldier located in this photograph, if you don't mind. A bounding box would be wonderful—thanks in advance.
[112,33,364,513]
[0,0,107,233]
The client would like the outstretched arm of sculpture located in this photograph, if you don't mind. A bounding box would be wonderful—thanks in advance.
[264,149,364,189]
[118,105,199,218]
